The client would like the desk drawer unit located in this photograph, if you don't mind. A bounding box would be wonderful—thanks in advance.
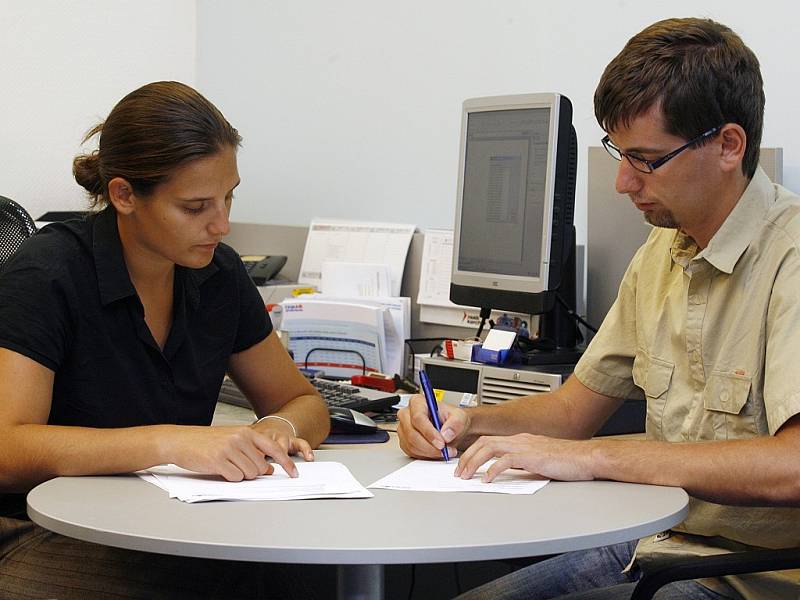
[419,356,563,406]
[479,365,561,404]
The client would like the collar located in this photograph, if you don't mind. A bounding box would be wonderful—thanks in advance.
[93,207,137,306]
[669,230,699,270]
[672,167,775,274]
[179,260,219,311]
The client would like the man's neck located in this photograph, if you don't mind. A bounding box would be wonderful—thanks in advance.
[685,172,751,249]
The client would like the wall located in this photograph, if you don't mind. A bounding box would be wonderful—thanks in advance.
[1,0,197,219]
[197,0,800,247]
[4,2,799,239]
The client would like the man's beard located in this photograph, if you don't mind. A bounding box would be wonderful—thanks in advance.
[644,207,679,229]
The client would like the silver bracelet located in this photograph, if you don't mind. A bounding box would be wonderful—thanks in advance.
[253,415,298,437]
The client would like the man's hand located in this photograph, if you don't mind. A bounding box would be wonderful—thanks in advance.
[397,394,470,459]
[165,425,306,482]
[454,433,597,482]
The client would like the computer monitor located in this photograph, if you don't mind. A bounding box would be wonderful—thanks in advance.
[450,93,579,353]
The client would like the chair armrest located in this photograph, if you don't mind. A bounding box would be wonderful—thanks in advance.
[630,548,800,600]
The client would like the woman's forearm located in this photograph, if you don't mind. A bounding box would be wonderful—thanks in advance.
[0,423,172,492]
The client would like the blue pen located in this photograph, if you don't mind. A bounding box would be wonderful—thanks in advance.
[419,370,450,462]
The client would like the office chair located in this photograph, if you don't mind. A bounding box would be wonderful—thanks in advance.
[0,196,37,269]
[630,547,800,599]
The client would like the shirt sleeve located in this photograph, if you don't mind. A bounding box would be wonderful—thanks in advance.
[572,241,646,400]
[0,250,73,371]
[231,255,273,353]
[763,243,800,434]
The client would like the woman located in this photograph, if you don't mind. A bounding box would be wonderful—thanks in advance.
[0,81,330,599]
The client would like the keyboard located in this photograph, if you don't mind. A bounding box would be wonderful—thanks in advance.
[218,377,399,414]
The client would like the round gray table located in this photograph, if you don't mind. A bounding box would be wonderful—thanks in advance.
[27,437,689,600]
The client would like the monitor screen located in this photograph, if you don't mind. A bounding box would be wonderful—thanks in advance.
[450,93,576,318]
[458,107,551,279]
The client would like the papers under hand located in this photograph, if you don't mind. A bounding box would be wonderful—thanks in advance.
[138,459,546,502]
[138,462,373,503]
[369,459,549,495]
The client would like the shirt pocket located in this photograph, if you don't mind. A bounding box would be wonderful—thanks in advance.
[632,353,674,439]
[702,371,755,439]
[632,353,674,397]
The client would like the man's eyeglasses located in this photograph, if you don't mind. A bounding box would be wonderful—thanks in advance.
[601,125,723,174]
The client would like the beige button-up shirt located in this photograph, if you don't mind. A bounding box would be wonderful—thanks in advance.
[574,167,800,599]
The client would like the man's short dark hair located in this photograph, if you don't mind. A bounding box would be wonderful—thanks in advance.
[594,17,764,178]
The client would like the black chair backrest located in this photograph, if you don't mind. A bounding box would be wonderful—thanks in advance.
[0,196,37,269]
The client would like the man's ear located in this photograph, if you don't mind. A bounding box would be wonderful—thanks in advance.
[107,177,136,215]
[718,123,747,174]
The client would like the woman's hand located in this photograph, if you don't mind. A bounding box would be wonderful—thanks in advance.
[251,417,315,462]
[163,425,308,482]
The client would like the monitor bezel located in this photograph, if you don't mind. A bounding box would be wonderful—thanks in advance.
[450,92,562,296]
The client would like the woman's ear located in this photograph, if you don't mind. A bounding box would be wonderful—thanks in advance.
[718,123,747,174]
[107,178,137,215]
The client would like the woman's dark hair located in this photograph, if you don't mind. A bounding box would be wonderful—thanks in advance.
[594,18,764,178]
[73,81,242,208]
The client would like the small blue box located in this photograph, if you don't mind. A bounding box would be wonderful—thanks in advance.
[471,344,514,365]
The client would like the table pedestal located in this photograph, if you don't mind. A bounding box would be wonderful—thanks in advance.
[337,564,385,600]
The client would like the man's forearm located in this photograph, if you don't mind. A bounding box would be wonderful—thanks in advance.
[590,433,800,506]
[460,377,623,449]
[460,397,576,448]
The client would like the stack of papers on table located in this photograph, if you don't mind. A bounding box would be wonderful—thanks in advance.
[369,459,549,495]
[138,462,373,503]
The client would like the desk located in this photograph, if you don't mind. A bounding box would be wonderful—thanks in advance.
[28,436,688,599]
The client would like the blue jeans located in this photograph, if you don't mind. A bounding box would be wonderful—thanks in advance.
[456,540,732,600]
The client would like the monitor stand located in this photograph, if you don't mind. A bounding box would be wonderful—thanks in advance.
[522,348,583,366]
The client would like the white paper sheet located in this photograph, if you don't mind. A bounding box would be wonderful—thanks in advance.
[482,328,517,351]
[417,229,459,308]
[299,220,416,296]
[322,262,392,297]
[368,459,549,495]
[138,462,373,503]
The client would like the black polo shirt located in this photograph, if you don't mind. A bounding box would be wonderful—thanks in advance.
[0,207,271,427]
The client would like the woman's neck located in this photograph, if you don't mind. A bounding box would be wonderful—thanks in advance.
[116,215,175,294]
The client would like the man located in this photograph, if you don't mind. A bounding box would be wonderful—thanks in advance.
[399,17,800,600]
